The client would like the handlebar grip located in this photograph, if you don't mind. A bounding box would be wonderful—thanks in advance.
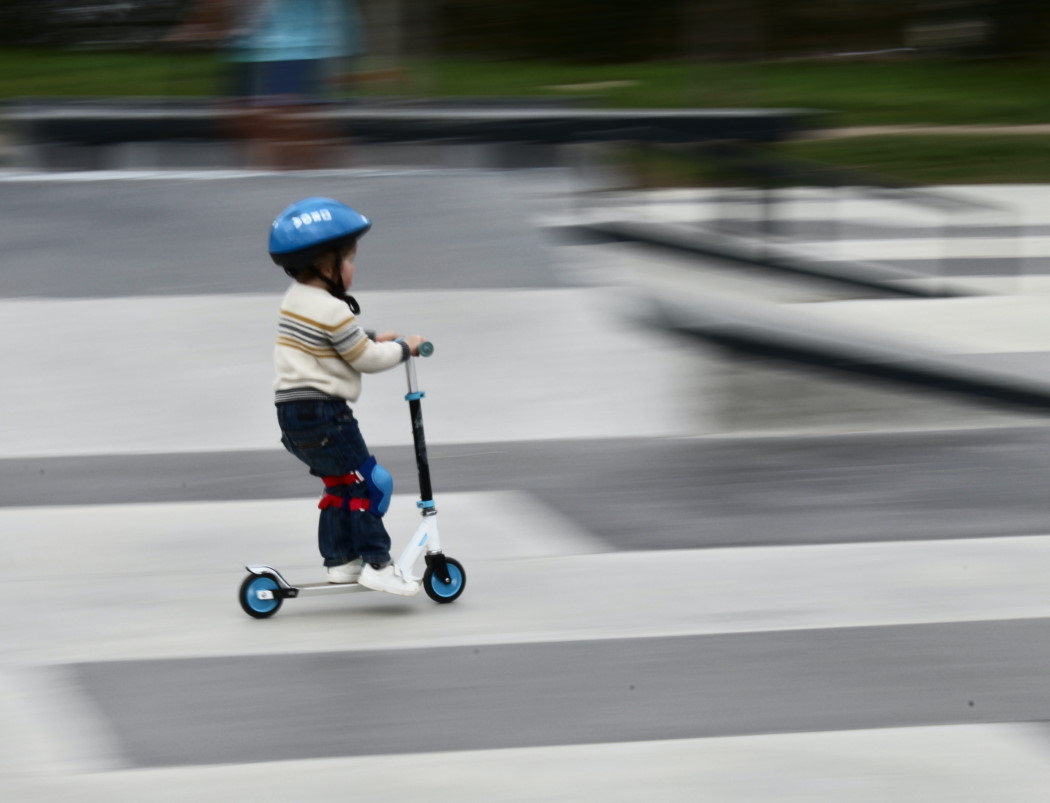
[418,341,434,358]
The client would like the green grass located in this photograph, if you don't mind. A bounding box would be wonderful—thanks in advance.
[781,135,1050,184]
[738,61,1050,127]
[414,59,1050,127]
[0,48,220,97]
[2,49,1047,127]
[621,135,1050,187]
[402,59,767,110]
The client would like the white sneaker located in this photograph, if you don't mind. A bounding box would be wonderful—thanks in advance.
[359,562,421,597]
[326,558,363,584]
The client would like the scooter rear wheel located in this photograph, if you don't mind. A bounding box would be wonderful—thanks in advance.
[239,573,283,618]
[423,557,466,603]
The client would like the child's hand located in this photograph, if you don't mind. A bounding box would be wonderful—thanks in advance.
[403,335,427,356]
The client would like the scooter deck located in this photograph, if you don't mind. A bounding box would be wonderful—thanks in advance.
[291,574,422,596]
[294,581,370,596]
[247,564,421,599]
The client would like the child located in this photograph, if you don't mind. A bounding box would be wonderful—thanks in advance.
[269,197,426,596]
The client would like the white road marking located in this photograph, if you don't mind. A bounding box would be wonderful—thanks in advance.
[0,290,696,459]
[0,665,125,777]
[795,294,1050,353]
[5,494,1050,663]
[7,725,1050,802]
[794,236,1050,261]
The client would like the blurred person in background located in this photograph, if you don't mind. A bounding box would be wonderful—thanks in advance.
[169,0,364,168]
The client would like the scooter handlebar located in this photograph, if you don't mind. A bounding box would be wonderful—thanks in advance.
[417,341,434,358]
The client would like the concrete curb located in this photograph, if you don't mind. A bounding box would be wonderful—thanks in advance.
[644,289,1050,415]
[559,219,982,299]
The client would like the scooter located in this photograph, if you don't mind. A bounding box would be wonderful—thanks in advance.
[238,342,466,618]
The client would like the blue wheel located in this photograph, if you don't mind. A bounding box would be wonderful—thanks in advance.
[239,573,283,619]
[423,557,466,603]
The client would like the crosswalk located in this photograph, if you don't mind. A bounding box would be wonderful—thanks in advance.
[6,491,1050,799]
[3,171,1050,801]
[8,494,1050,659]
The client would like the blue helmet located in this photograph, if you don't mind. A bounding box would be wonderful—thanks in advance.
[268,197,371,270]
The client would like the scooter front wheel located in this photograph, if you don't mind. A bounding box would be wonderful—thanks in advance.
[423,557,466,603]
[239,573,283,619]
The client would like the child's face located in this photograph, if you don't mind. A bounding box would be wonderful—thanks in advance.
[339,244,356,288]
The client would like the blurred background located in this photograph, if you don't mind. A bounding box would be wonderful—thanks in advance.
[0,0,1048,175]
[3,3,1050,802]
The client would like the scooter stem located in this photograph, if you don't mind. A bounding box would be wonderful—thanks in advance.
[404,345,435,512]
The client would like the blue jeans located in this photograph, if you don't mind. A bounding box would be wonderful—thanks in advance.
[276,399,392,567]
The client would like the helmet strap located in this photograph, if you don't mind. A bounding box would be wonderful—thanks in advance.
[307,248,346,300]
[321,271,345,300]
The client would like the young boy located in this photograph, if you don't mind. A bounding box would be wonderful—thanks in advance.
[269,197,426,596]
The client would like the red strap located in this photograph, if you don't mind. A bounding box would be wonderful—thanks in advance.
[322,471,364,489]
[318,494,371,512]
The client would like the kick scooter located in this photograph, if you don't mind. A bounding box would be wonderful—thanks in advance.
[238,342,466,618]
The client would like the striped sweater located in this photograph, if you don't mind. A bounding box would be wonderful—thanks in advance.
[273,282,407,403]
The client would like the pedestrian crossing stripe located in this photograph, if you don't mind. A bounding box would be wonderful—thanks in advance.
[5,493,1050,664]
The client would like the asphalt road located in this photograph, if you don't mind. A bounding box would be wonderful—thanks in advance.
[5,428,1050,549]
[0,172,564,297]
[3,169,1050,798]
[73,620,1050,767]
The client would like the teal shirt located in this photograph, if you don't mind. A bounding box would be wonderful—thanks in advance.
[229,0,362,63]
